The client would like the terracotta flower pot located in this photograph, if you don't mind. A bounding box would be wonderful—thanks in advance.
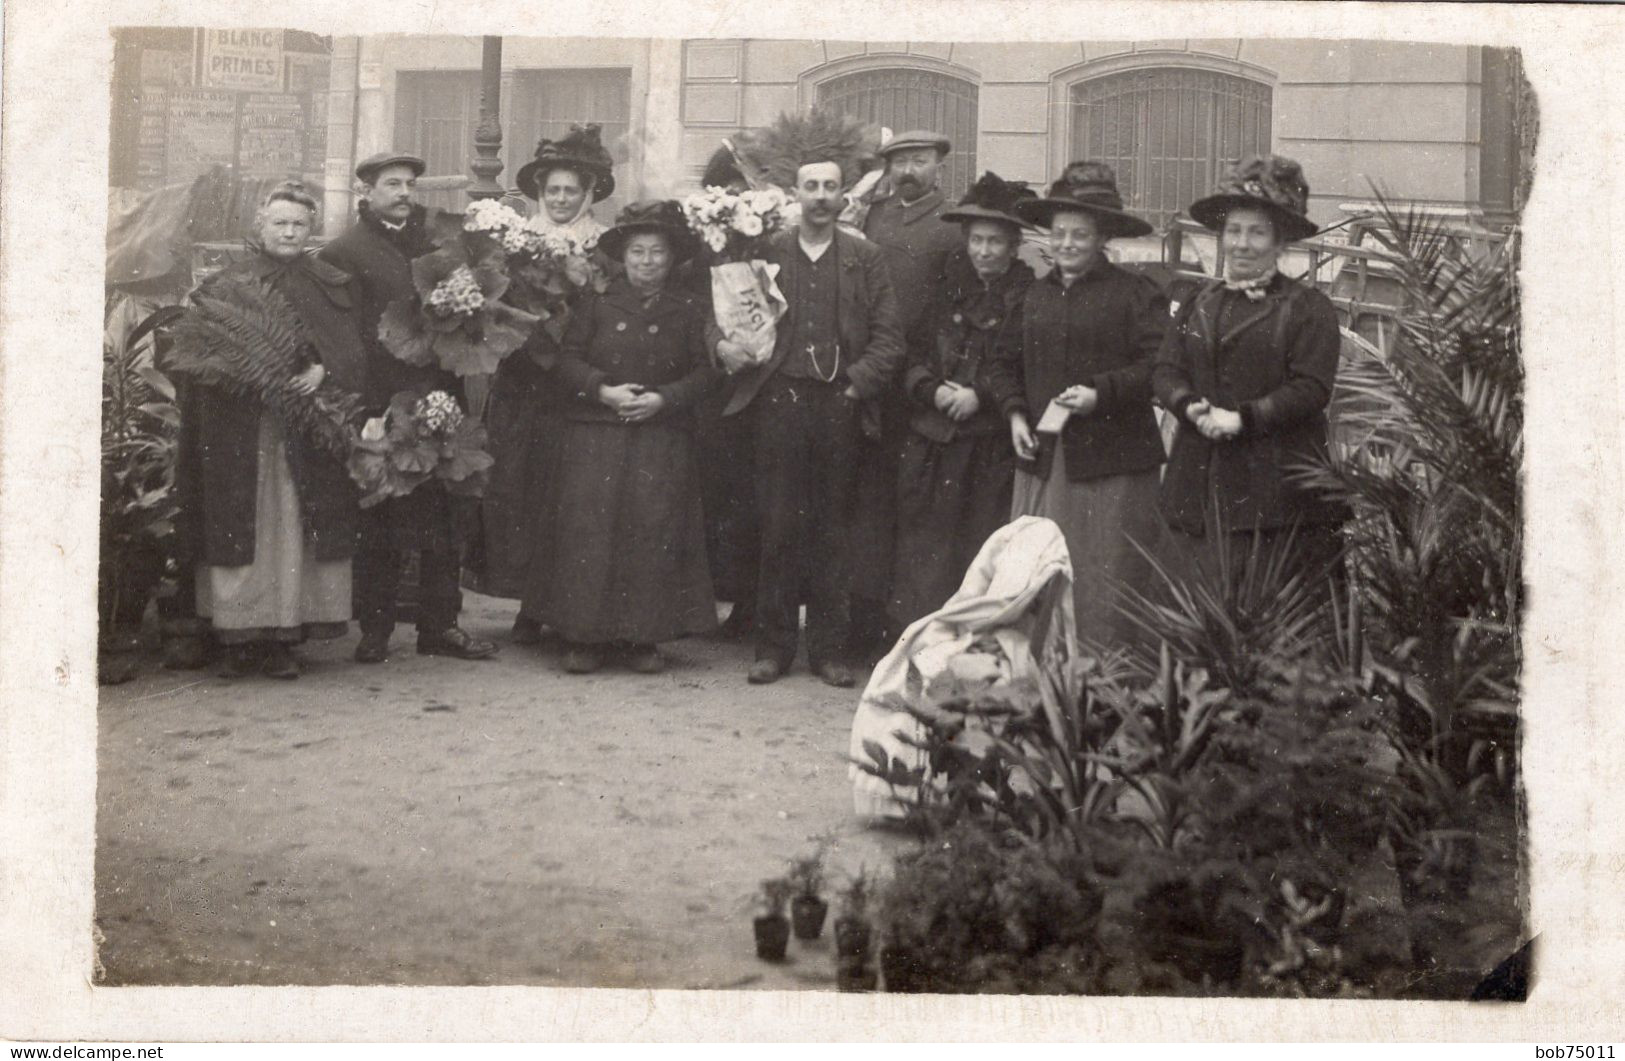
[753,914,790,961]
[791,895,828,940]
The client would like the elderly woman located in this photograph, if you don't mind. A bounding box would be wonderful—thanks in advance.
[480,125,616,641]
[984,163,1168,649]
[169,182,367,678]
[1152,155,1345,578]
[890,172,1036,627]
[523,201,721,674]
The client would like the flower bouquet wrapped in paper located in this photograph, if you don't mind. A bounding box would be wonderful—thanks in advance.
[377,234,540,379]
[463,198,608,344]
[681,182,791,372]
[346,387,495,508]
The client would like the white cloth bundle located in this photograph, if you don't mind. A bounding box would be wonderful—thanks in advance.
[848,516,1077,818]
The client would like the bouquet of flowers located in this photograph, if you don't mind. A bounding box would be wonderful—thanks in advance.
[377,235,540,379]
[346,388,495,508]
[682,183,791,374]
[463,198,608,341]
[681,185,789,260]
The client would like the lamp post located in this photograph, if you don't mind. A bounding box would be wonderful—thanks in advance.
[468,35,505,201]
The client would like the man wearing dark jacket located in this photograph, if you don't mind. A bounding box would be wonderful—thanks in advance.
[715,158,904,687]
[319,151,497,663]
[851,131,963,656]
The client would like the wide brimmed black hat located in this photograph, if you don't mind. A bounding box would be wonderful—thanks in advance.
[941,171,1035,230]
[1012,162,1153,239]
[355,151,425,184]
[517,123,616,202]
[598,200,698,264]
[1188,155,1319,243]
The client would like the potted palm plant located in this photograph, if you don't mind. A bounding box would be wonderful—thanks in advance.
[787,853,829,941]
[753,877,793,962]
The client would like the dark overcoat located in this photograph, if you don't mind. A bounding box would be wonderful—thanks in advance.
[171,251,367,567]
[718,228,904,417]
[863,187,964,338]
[903,250,1035,442]
[554,278,720,420]
[318,202,467,552]
[984,256,1169,483]
[316,202,464,412]
[1151,274,1345,534]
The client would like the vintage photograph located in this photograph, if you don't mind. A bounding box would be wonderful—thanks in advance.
[95,29,1531,997]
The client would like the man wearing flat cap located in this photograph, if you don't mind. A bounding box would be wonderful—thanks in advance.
[850,130,963,657]
[319,151,498,664]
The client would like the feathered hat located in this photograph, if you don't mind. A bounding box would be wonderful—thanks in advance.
[1012,161,1152,239]
[731,108,883,192]
[1188,155,1318,242]
[517,123,616,202]
[941,171,1035,230]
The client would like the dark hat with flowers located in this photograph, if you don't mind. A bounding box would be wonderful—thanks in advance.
[941,171,1035,231]
[517,123,616,202]
[1013,161,1153,239]
[1188,155,1318,243]
[598,199,698,264]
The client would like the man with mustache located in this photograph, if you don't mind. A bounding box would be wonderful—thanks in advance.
[319,151,498,664]
[714,155,903,687]
[850,131,963,660]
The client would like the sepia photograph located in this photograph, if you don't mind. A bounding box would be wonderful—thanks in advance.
[87,26,1540,1001]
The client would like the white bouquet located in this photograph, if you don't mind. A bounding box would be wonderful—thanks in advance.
[682,186,791,372]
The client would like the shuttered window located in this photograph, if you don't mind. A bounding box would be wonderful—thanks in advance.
[816,68,978,199]
[394,68,631,213]
[509,68,632,219]
[393,70,483,211]
[1070,68,1272,231]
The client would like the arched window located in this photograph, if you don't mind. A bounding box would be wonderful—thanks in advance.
[1070,68,1272,231]
[816,67,978,198]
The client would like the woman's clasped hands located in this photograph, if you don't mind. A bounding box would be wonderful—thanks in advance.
[600,381,666,423]
[1185,398,1242,441]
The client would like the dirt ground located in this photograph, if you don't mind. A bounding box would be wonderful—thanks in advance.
[95,592,909,988]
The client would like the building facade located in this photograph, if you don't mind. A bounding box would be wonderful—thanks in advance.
[109,33,1532,239]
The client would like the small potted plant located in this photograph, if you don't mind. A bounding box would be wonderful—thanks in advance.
[787,852,829,941]
[834,868,877,992]
[753,877,793,962]
[833,867,873,958]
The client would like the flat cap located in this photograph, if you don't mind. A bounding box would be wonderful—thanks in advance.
[879,130,951,158]
[355,151,426,184]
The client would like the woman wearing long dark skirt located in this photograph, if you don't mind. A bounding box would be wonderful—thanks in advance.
[478,125,614,640]
[890,172,1035,628]
[523,201,721,673]
[1151,155,1346,581]
[984,163,1169,650]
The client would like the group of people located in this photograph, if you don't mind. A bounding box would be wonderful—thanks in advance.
[168,119,1345,687]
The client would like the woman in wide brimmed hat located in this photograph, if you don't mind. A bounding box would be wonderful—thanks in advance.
[1152,154,1346,582]
[983,162,1170,649]
[477,125,618,636]
[523,201,720,674]
[890,172,1040,626]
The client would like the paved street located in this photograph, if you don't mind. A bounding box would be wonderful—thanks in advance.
[95,592,905,987]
